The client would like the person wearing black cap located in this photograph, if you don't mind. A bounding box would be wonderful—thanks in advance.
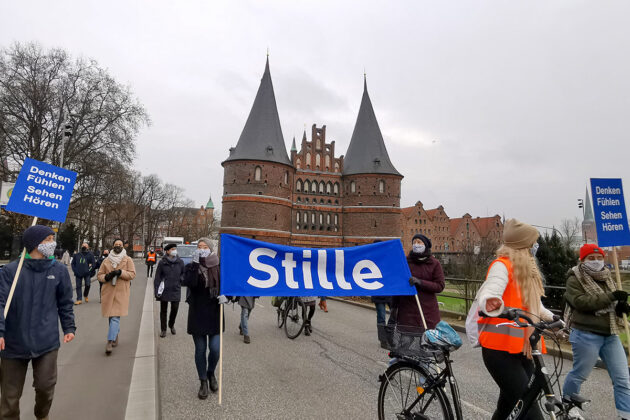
[154,244,185,338]
[391,234,445,331]
[0,224,76,419]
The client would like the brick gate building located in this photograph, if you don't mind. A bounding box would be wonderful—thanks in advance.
[220,59,403,247]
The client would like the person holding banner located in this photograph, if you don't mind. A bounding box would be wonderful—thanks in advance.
[97,239,136,355]
[562,243,630,420]
[0,225,76,420]
[391,234,445,331]
[182,237,226,399]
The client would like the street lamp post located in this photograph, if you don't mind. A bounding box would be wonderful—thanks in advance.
[59,121,73,168]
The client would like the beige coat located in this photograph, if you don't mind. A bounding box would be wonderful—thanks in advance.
[97,256,136,317]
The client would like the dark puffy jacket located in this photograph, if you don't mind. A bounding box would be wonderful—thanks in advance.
[0,258,76,359]
[565,268,617,335]
[182,262,222,336]
[392,255,445,330]
[154,256,184,302]
[71,251,95,277]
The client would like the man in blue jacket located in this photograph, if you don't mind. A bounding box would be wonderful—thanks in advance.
[0,225,76,420]
[71,242,95,305]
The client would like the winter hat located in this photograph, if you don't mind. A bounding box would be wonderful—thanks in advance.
[197,237,214,251]
[579,243,605,261]
[503,219,539,249]
[412,233,432,249]
[164,243,177,252]
[22,225,55,252]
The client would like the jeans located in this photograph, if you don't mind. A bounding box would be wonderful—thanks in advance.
[192,334,220,380]
[160,301,179,331]
[108,316,120,341]
[240,307,251,336]
[563,328,630,418]
[0,350,58,420]
[375,302,389,325]
[75,274,91,301]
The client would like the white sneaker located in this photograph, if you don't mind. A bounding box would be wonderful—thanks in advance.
[568,407,585,420]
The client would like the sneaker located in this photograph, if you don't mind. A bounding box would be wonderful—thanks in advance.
[209,375,218,393]
[160,330,166,338]
[84,297,89,303]
[105,340,113,355]
[74,300,82,305]
[244,335,251,344]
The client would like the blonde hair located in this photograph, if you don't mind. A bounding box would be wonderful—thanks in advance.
[496,244,545,315]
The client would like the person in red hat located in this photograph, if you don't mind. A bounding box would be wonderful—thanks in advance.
[563,243,630,419]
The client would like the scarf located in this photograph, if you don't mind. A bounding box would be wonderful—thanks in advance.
[199,253,220,297]
[573,263,620,335]
[408,249,431,264]
[107,248,127,269]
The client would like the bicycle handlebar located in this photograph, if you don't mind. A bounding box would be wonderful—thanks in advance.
[478,308,565,331]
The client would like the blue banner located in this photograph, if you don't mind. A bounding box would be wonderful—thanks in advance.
[220,234,414,297]
[590,178,630,247]
[5,158,77,223]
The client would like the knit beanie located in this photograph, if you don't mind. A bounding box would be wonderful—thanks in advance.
[412,233,432,249]
[503,219,539,249]
[164,243,177,252]
[22,225,55,252]
[579,243,605,261]
[197,237,214,251]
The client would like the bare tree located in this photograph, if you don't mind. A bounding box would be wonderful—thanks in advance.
[559,217,581,249]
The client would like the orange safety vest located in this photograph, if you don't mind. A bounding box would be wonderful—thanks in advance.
[147,252,156,263]
[478,257,546,354]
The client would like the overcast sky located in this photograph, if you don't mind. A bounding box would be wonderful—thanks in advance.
[2,0,629,231]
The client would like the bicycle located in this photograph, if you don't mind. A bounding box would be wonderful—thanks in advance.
[275,296,306,339]
[477,308,589,420]
[377,323,464,420]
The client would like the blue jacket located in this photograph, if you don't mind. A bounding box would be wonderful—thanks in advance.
[71,251,95,277]
[0,257,76,359]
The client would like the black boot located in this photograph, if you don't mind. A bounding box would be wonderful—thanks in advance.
[304,322,311,336]
[198,380,209,399]
[209,375,218,393]
[160,330,166,338]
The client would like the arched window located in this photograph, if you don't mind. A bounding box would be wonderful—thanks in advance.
[350,181,356,193]
[306,153,311,168]
[325,155,330,170]
[319,181,325,194]
[303,180,310,193]
[296,179,302,192]
[296,212,300,223]
[311,181,317,193]
[303,213,308,223]
[284,171,288,184]
[316,139,321,149]
[334,162,340,172]
[319,213,323,224]
[326,213,331,224]
[296,159,301,169]
[326,182,332,194]
[254,166,262,181]
[311,213,316,224]
[316,154,321,168]
[379,180,385,193]
[334,214,339,225]
[334,183,339,195]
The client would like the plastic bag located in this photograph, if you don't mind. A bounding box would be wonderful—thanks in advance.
[157,280,165,298]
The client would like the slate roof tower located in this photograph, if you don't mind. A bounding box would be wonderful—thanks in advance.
[582,186,597,244]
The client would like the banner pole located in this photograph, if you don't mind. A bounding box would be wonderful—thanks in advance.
[612,248,630,364]
[4,217,38,319]
[414,293,428,330]
[218,303,224,405]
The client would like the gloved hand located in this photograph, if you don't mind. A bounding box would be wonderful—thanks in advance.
[612,290,628,301]
[552,314,561,322]
[192,249,200,264]
[217,295,228,305]
[104,272,115,282]
[114,269,122,276]
[409,276,422,287]
[616,301,630,317]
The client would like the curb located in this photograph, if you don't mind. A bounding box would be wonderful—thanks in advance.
[124,276,157,419]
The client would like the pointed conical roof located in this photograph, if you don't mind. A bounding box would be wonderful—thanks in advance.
[343,78,401,176]
[584,186,594,221]
[206,195,214,209]
[291,136,297,152]
[224,58,291,166]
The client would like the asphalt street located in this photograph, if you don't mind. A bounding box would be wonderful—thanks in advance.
[158,296,618,420]
[17,261,146,420]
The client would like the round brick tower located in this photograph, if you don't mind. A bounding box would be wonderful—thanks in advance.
[221,58,294,244]
[342,78,403,246]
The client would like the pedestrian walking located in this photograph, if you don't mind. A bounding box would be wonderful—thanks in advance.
[477,219,554,420]
[61,249,71,266]
[562,243,630,419]
[97,239,136,355]
[96,249,108,302]
[318,296,328,312]
[145,248,157,278]
[182,237,227,399]
[391,233,445,331]
[301,296,317,336]
[238,296,256,344]
[154,244,184,338]
[71,242,95,305]
[0,225,76,420]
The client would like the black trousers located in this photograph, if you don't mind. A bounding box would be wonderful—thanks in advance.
[0,349,58,420]
[482,347,544,420]
[160,301,179,331]
[147,264,154,277]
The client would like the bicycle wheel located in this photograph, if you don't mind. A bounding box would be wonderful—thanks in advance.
[284,298,306,339]
[378,362,453,420]
[277,299,287,328]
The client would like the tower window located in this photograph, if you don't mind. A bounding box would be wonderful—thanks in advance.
[326,182,332,194]
[319,181,325,194]
[306,153,311,168]
[316,154,321,168]
[334,183,339,195]
[296,179,302,192]
[379,180,385,193]
[351,181,356,193]
[284,171,288,184]
[254,166,262,181]
[325,155,330,169]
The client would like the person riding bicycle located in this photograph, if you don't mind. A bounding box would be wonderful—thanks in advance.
[477,219,554,420]
[562,243,630,420]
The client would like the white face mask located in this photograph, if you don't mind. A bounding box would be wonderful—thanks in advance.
[584,260,605,272]
[37,241,57,258]
[198,249,211,258]
[531,243,539,257]
[169,250,178,257]
[412,244,426,254]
